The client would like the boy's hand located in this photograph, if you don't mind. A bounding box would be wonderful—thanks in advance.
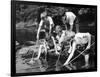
[37,34,39,40]
[86,46,90,50]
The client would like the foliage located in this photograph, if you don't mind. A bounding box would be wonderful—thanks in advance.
[16,3,96,23]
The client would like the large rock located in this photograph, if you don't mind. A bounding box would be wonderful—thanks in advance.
[16,28,37,44]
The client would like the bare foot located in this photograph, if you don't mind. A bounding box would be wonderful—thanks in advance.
[27,59,35,65]
[34,58,39,60]
[81,64,90,69]
[64,65,72,70]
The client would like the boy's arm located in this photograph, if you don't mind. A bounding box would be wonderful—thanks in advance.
[51,36,59,54]
[34,45,43,60]
[63,41,76,66]
[48,17,54,34]
[51,36,57,49]
[37,20,43,40]
[59,31,66,44]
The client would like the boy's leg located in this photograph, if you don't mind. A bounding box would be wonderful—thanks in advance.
[70,24,73,31]
[82,54,90,68]
[84,54,89,66]
[75,17,79,33]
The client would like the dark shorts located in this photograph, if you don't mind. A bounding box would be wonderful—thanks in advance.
[76,43,89,54]
[39,28,50,39]
[39,31,46,39]
[65,17,79,32]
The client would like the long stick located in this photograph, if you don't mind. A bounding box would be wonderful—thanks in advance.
[67,42,95,65]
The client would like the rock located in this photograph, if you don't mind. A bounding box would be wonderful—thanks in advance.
[18,47,29,55]
[24,41,36,46]
[16,41,19,46]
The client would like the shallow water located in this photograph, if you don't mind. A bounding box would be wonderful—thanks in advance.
[16,29,96,73]
[16,45,68,73]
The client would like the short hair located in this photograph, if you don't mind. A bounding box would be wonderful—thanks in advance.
[40,11,47,19]
[55,25,62,31]
[39,8,45,13]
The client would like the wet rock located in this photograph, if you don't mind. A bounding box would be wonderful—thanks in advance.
[23,41,36,46]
